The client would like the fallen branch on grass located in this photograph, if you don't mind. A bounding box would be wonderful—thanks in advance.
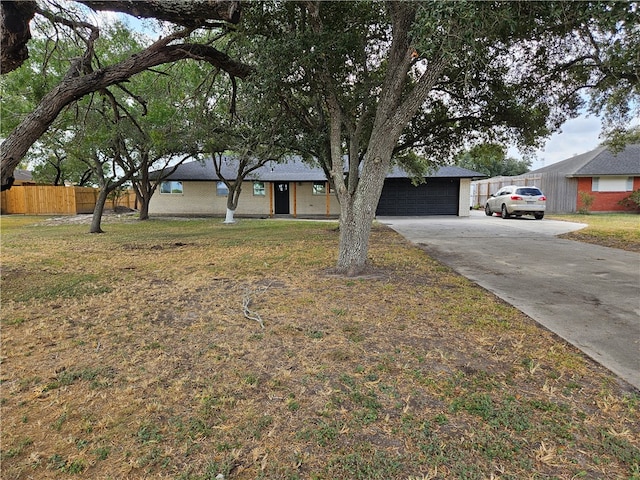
[242,282,272,329]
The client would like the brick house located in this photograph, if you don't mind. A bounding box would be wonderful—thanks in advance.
[532,143,640,213]
[471,144,640,213]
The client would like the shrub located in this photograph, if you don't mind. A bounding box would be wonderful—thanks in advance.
[618,189,640,210]
[578,191,595,214]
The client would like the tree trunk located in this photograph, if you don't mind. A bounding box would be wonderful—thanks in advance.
[0,1,36,74]
[224,208,236,224]
[337,199,373,276]
[90,187,110,233]
[138,197,150,221]
[335,143,395,274]
[223,181,241,224]
[133,182,151,221]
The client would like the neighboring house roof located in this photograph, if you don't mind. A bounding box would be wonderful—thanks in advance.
[154,157,485,182]
[13,169,34,182]
[530,143,640,176]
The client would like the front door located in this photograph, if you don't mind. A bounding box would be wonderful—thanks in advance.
[274,182,290,214]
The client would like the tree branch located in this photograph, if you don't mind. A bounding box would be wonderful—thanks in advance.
[78,0,242,27]
[0,40,252,189]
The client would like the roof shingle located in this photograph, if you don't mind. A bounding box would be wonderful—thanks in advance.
[530,144,640,176]
[155,157,485,182]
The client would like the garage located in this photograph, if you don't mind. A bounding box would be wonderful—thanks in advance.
[377,178,460,216]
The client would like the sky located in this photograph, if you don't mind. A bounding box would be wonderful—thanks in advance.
[510,114,604,171]
[515,110,640,171]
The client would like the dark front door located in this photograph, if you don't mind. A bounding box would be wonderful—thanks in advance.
[274,182,290,214]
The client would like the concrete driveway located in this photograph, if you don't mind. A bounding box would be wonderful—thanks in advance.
[379,211,640,390]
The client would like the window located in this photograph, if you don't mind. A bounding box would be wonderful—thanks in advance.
[312,181,327,195]
[516,187,543,196]
[160,181,183,194]
[216,181,229,196]
[253,182,265,196]
[592,176,632,192]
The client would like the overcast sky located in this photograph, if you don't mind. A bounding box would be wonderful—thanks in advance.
[510,114,604,171]
[516,111,639,170]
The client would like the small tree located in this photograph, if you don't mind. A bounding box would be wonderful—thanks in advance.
[578,191,596,214]
[205,75,291,224]
[455,144,532,178]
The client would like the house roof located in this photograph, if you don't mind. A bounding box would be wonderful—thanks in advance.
[530,143,640,176]
[14,169,34,182]
[387,165,484,179]
[155,157,485,182]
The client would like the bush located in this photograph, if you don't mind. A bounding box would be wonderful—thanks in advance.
[578,191,595,214]
[618,189,640,210]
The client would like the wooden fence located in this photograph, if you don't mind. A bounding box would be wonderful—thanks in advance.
[471,172,578,213]
[0,186,137,215]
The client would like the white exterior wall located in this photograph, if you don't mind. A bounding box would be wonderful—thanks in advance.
[293,182,341,216]
[149,181,217,215]
[149,181,271,216]
[149,181,339,217]
[458,178,471,217]
[235,183,271,216]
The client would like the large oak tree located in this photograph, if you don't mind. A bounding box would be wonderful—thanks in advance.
[246,1,639,274]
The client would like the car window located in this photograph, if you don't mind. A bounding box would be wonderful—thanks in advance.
[516,187,543,196]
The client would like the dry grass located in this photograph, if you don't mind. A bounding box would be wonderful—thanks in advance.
[1,215,639,479]
[551,213,640,252]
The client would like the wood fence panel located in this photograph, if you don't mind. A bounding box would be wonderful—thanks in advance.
[0,187,28,214]
[74,187,98,214]
[26,185,74,214]
[471,172,577,213]
[105,189,137,210]
[1,186,139,215]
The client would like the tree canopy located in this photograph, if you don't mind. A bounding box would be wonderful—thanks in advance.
[455,144,532,178]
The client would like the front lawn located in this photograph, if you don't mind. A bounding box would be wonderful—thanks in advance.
[551,213,640,252]
[1,215,638,479]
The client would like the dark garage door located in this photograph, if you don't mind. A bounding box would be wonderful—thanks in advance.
[376,178,460,215]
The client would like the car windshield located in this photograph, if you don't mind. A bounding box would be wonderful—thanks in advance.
[516,188,543,196]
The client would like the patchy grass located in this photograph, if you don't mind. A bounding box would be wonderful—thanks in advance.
[1,215,639,479]
[551,213,640,252]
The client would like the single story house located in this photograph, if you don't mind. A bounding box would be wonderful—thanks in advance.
[149,157,484,218]
[12,169,35,186]
[471,143,640,213]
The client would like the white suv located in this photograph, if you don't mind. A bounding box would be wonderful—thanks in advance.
[485,185,546,220]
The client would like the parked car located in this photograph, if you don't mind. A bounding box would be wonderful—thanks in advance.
[485,185,546,219]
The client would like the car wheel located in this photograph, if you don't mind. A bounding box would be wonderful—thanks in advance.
[501,204,510,219]
[534,213,544,220]
[484,204,492,216]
